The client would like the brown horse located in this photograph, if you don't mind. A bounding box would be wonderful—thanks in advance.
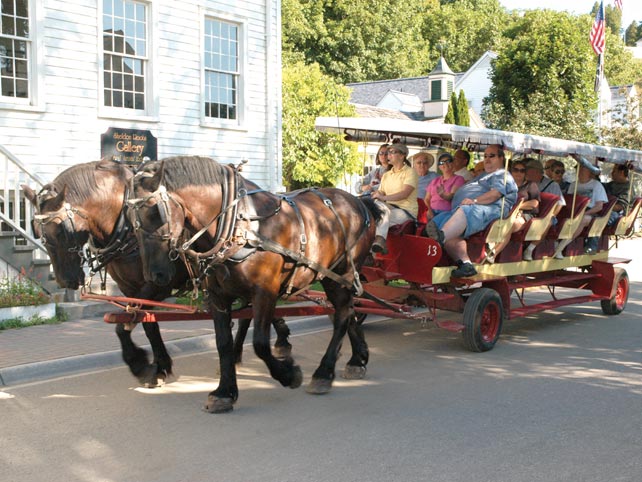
[22,159,291,387]
[128,156,382,413]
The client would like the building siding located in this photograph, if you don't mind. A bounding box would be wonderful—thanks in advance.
[1,0,281,189]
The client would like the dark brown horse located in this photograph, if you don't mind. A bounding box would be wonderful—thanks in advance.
[22,159,290,387]
[128,156,382,413]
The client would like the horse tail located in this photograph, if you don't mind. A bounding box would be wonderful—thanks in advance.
[359,196,384,225]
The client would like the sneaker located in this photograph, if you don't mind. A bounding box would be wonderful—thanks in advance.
[451,262,477,278]
[585,247,595,255]
[522,250,533,261]
[371,235,388,254]
[553,250,564,260]
[424,220,445,246]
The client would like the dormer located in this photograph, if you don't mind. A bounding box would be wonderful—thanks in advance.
[424,56,455,119]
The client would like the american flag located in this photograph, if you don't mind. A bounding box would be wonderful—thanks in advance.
[614,0,622,11]
[590,1,606,55]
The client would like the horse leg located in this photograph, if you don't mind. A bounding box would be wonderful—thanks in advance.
[115,323,158,386]
[141,322,175,385]
[306,282,357,395]
[252,296,302,389]
[204,306,239,414]
[342,313,369,380]
[272,317,292,359]
[233,317,252,365]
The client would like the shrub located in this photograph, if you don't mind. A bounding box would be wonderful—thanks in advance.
[0,274,51,308]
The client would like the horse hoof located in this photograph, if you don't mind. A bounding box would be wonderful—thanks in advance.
[203,396,234,414]
[273,344,292,359]
[342,365,367,380]
[306,377,332,395]
[159,370,178,385]
[138,364,162,388]
[288,365,303,389]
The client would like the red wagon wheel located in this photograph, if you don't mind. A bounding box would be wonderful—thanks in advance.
[462,288,504,352]
[601,268,629,315]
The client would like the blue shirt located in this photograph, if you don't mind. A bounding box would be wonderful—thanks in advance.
[416,172,439,199]
[452,169,518,215]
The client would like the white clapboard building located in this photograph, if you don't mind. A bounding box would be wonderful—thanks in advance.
[0,0,282,289]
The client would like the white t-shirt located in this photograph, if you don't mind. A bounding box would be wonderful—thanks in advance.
[567,178,608,209]
[455,167,473,182]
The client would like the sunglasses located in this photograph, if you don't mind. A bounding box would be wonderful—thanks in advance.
[511,167,526,173]
[378,152,388,156]
[553,169,564,174]
[438,160,453,166]
[387,149,401,155]
[484,153,499,159]
[544,166,553,170]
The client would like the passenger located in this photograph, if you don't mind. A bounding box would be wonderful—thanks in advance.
[549,160,570,192]
[357,144,390,195]
[424,144,518,277]
[413,151,438,200]
[489,159,540,262]
[555,163,608,257]
[371,142,419,254]
[453,149,474,182]
[604,164,633,226]
[472,160,485,177]
[424,152,465,220]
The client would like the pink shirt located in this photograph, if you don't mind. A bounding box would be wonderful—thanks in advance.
[426,175,466,211]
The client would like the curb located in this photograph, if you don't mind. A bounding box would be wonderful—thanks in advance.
[0,314,348,387]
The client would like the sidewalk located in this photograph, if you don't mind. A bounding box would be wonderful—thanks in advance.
[1,236,640,387]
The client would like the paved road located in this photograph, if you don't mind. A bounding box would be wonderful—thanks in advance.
[2,289,642,482]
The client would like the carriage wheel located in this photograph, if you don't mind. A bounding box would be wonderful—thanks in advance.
[462,288,503,352]
[601,268,629,315]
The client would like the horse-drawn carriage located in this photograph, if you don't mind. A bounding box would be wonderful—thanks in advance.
[22,120,640,412]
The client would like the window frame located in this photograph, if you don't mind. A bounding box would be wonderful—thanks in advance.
[98,0,158,122]
[200,8,247,130]
[0,0,45,111]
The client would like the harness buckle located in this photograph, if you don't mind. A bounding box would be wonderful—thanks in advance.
[300,233,307,245]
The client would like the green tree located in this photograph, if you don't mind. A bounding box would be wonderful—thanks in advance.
[282,61,361,189]
[483,10,599,141]
[422,0,508,73]
[625,21,639,46]
[444,91,457,124]
[457,90,470,126]
[282,0,434,83]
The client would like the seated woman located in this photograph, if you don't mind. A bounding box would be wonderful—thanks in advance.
[356,143,390,195]
[371,143,419,254]
[488,159,540,262]
[424,152,465,220]
[425,144,518,277]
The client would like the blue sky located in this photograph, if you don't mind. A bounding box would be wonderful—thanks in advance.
[499,1,642,29]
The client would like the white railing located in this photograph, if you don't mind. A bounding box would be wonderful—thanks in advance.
[0,145,47,254]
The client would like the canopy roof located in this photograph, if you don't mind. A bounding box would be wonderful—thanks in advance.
[315,116,642,173]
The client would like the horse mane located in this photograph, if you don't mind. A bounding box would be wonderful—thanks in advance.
[156,156,227,190]
[48,160,130,204]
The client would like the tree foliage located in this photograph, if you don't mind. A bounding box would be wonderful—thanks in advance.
[281,62,361,189]
[457,90,470,126]
[625,21,639,46]
[600,92,642,150]
[422,0,507,73]
[444,91,457,124]
[483,10,600,141]
[282,0,434,83]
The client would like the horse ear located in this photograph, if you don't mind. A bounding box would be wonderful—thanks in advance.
[49,185,68,211]
[22,185,37,205]
[148,161,165,191]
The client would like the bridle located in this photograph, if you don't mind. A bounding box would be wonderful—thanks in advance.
[33,195,89,257]
[127,184,187,261]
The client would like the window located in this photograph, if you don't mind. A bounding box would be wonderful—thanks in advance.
[0,0,30,99]
[430,80,441,101]
[204,17,240,121]
[447,81,453,97]
[102,0,147,111]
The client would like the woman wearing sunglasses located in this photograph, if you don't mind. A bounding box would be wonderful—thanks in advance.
[370,142,418,254]
[487,159,541,262]
[357,144,391,195]
[424,152,465,220]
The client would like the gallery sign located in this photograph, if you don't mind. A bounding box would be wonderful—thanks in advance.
[100,127,157,165]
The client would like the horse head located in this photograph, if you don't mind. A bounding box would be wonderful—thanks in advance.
[127,161,181,286]
[22,183,89,289]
